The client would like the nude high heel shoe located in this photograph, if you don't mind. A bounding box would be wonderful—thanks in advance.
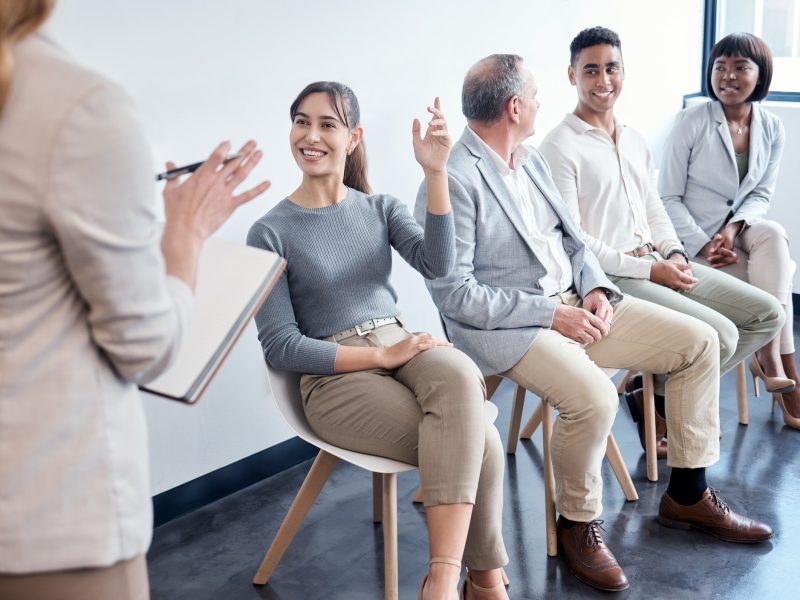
[419,556,461,600]
[748,356,795,396]
[460,570,507,599]
[774,393,800,430]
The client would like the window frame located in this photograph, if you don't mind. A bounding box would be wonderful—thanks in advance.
[703,0,800,101]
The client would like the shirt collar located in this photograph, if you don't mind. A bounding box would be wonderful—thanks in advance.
[465,126,531,175]
[563,112,625,139]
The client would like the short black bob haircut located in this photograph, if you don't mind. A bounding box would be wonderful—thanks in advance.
[569,26,621,66]
[707,32,773,102]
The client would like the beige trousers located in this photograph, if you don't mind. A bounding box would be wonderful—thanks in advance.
[502,293,720,522]
[695,220,796,354]
[0,555,148,600]
[300,324,508,570]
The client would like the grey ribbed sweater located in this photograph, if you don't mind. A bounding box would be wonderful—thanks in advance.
[246,188,455,374]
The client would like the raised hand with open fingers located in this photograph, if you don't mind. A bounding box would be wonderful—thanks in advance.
[160,140,271,289]
[412,96,451,175]
[163,140,271,243]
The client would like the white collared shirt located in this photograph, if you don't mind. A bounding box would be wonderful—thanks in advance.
[540,113,683,279]
[466,127,572,295]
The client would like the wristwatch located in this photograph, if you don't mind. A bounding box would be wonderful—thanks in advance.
[666,248,690,264]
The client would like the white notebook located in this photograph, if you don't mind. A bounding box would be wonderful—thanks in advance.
[141,237,285,403]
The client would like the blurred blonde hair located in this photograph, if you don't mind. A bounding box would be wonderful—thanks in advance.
[0,0,54,111]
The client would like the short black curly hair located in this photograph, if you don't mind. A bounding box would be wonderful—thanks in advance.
[569,26,622,66]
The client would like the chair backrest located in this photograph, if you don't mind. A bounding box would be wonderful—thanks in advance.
[265,363,417,474]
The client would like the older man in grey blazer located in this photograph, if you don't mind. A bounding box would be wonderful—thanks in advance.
[415,54,774,593]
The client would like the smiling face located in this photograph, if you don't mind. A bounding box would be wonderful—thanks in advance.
[710,55,760,106]
[289,91,361,181]
[569,43,624,117]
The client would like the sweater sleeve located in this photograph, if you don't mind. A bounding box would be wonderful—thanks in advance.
[384,195,456,279]
[246,222,340,375]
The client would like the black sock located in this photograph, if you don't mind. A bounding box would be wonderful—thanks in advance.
[558,515,578,528]
[667,467,707,505]
[654,394,666,419]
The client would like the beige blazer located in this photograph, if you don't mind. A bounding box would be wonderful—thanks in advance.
[0,33,192,573]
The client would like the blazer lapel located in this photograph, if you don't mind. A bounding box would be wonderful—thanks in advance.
[739,104,764,191]
[460,130,541,257]
[712,102,739,180]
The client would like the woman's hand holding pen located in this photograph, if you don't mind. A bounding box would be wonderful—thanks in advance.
[413,97,452,217]
[160,140,271,290]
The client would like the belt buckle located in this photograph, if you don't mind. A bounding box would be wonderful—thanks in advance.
[355,320,373,336]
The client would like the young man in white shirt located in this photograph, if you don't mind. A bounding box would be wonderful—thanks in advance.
[539,26,785,457]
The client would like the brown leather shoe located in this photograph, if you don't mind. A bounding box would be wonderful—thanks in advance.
[658,488,774,543]
[624,387,668,458]
[556,517,629,591]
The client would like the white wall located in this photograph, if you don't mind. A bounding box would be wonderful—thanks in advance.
[44,0,705,494]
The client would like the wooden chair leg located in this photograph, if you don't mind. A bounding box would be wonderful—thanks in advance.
[736,361,749,425]
[382,473,399,600]
[541,400,558,557]
[605,433,638,501]
[615,369,635,394]
[520,399,543,439]
[484,374,503,401]
[412,485,424,504]
[506,384,527,454]
[373,472,383,523]
[642,373,658,482]
[253,450,339,585]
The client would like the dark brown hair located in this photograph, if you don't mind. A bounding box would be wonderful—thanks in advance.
[289,81,371,194]
[707,32,773,102]
[0,0,55,112]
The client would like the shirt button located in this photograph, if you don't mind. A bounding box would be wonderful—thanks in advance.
[727,200,733,205]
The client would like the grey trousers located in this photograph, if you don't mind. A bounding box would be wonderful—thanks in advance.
[300,323,508,570]
[610,254,784,389]
[0,555,148,600]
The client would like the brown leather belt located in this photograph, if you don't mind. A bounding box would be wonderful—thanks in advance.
[624,243,654,257]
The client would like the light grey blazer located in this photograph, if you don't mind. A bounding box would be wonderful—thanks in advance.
[659,101,785,257]
[414,128,621,375]
[0,33,192,572]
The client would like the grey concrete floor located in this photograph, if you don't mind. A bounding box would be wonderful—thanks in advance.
[148,339,800,599]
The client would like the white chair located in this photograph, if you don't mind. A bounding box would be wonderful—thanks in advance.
[252,364,498,600]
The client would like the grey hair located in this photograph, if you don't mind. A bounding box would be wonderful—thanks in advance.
[461,54,526,123]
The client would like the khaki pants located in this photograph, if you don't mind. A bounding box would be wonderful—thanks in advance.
[695,220,796,354]
[0,555,148,600]
[300,324,508,570]
[502,293,720,522]
[611,254,784,393]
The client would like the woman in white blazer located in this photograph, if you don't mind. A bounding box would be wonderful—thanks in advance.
[0,2,269,598]
[660,32,799,430]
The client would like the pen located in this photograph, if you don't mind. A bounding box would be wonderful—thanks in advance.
[155,153,243,181]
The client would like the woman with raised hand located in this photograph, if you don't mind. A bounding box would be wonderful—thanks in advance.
[0,1,269,598]
[660,32,799,429]
[247,81,508,600]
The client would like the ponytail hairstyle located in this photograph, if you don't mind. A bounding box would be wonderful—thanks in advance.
[0,0,55,113]
[289,81,372,194]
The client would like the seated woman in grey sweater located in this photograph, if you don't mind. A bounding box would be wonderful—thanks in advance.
[247,82,509,600]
